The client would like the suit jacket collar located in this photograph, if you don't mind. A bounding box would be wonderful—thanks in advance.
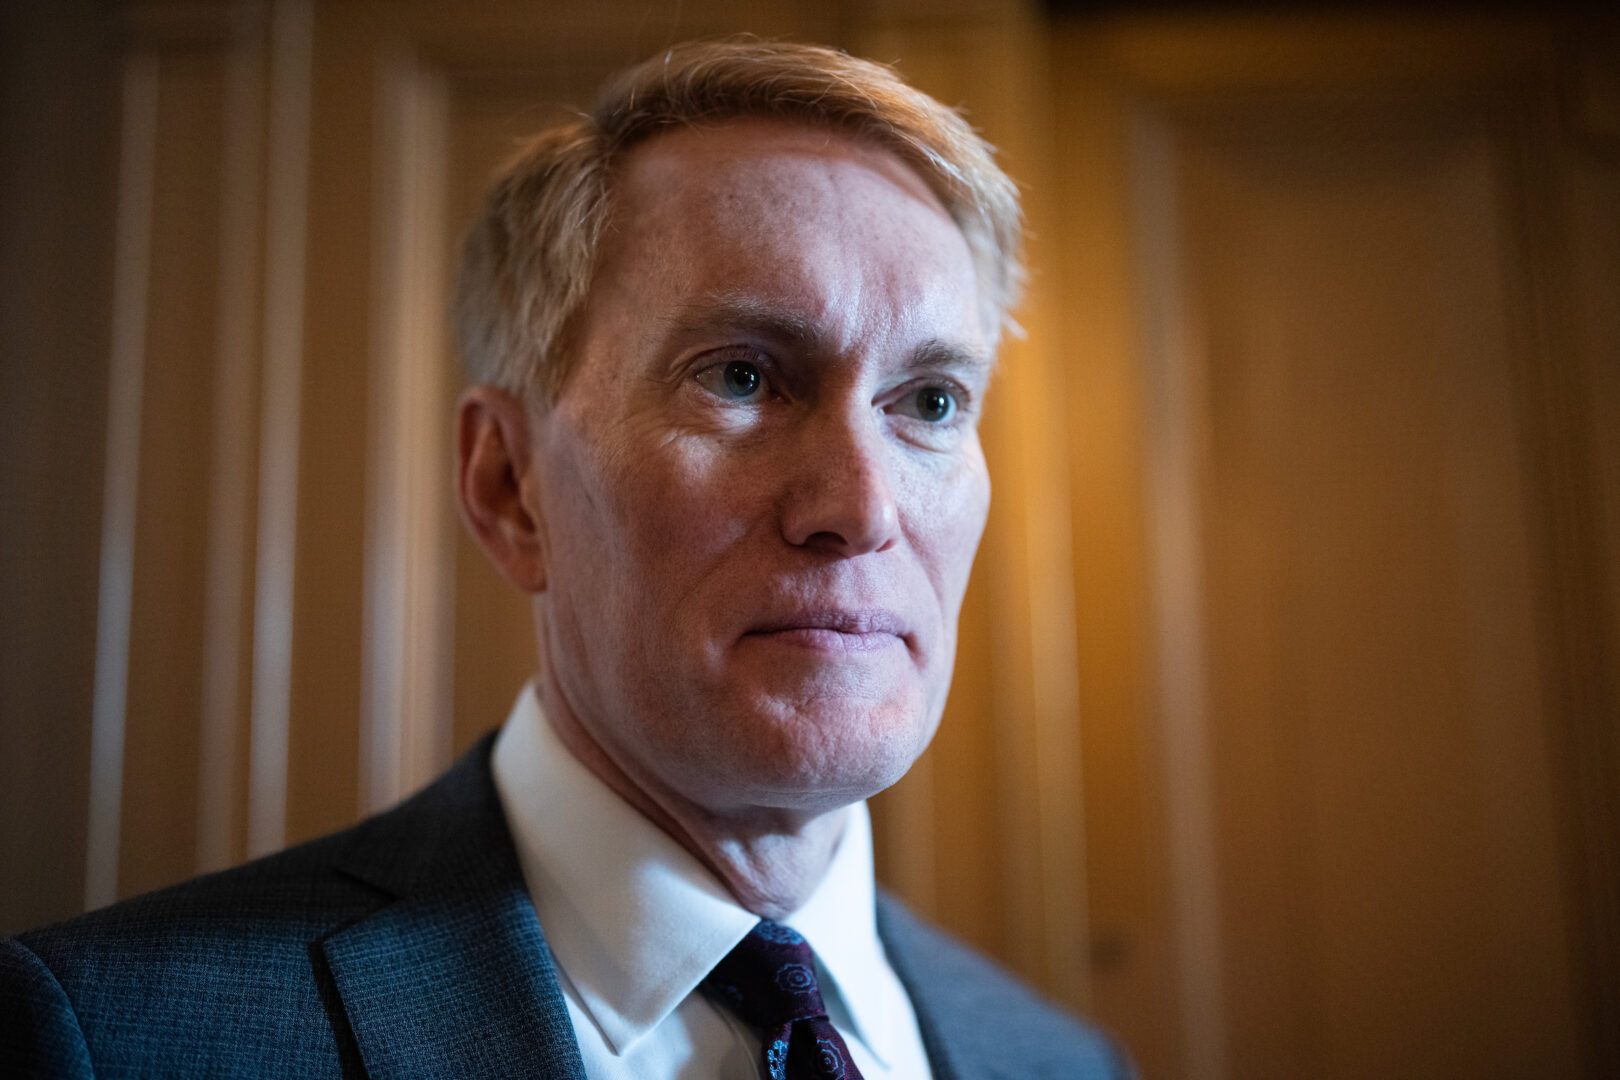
[319,734,587,1080]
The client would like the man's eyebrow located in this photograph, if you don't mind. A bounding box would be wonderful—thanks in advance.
[909,338,995,376]
[661,294,828,352]
[661,294,994,374]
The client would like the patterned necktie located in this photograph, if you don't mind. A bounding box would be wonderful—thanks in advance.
[702,919,867,1080]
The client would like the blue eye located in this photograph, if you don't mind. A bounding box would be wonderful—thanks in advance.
[914,386,956,423]
[697,358,764,400]
[722,360,760,398]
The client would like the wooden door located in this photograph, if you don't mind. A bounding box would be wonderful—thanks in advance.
[1053,13,1620,1079]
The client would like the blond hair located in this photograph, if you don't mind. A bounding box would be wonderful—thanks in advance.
[455,38,1024,398]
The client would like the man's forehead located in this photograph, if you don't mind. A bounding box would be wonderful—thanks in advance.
[576,115,991,367]
[610,117,950,229]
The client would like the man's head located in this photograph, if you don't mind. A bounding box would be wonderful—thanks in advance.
[456,40,1023,825]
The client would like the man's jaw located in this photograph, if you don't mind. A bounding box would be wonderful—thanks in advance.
[532,663,857,920]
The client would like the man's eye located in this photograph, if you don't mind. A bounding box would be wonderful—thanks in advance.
[696,358,764,400]
[908,385,957,423]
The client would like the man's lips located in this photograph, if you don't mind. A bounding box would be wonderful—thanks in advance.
[742,610,909,654]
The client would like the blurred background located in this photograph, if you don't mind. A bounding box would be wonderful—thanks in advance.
[3,1,1617,1077]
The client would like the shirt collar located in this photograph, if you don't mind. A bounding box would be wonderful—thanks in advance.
[490,682,900,1064]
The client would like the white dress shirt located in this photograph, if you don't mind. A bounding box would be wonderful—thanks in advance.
[491,682,935,1080]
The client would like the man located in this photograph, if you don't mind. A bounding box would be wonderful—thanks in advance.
[2,40,1130,1079]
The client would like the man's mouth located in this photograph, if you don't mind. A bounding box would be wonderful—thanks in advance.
[743,610,909,654]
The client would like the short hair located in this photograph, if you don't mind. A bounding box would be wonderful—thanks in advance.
[455,38,1025,399]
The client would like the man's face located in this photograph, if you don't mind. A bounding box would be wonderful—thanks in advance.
[529,119,992,818]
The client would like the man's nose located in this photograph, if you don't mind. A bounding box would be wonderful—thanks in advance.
[779,410,900,557]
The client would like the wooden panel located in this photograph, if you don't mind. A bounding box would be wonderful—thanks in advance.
[1042,17,1620,1078]
[1048,31,1179,1080]
[85,51,159,913]
[277,0,358,850]
[117,49,228,898]
[1158,107,1581,1080]
[0,0,120,935]
[360,55,456,812]
[1534,39,1620,1069]
[1563,140,1620,1076]
[195,24,267,876]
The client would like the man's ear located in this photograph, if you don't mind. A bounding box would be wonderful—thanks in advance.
[456,385,547,593]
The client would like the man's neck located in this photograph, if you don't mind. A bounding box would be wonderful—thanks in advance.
[536,676,846,921]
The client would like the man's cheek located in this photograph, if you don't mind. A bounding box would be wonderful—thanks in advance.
[652,477,764,558]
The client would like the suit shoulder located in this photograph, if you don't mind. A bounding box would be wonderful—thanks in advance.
[877,893,1135,1080]
[9,816,413,1055]
[1,937,94,1079]
[17,824,379,960]
[4,824,387,1078]
[3,740,507,1077]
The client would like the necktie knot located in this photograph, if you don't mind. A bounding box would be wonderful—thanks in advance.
[703,920,826,1027]
[701,920,866,1080]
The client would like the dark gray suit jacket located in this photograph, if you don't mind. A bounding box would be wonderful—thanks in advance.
[2,736,1130,1078]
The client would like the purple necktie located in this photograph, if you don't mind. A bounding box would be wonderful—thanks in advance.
[701,920,867,1080]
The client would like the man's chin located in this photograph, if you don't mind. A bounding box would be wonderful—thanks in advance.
[678,700,937,813]
[714,765,914,818]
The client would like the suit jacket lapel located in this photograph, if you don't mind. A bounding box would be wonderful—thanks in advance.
[319,737,587,1080]
[878,891,1130,1080]
[877,894,970,1080]
[880,891,1039,1080]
